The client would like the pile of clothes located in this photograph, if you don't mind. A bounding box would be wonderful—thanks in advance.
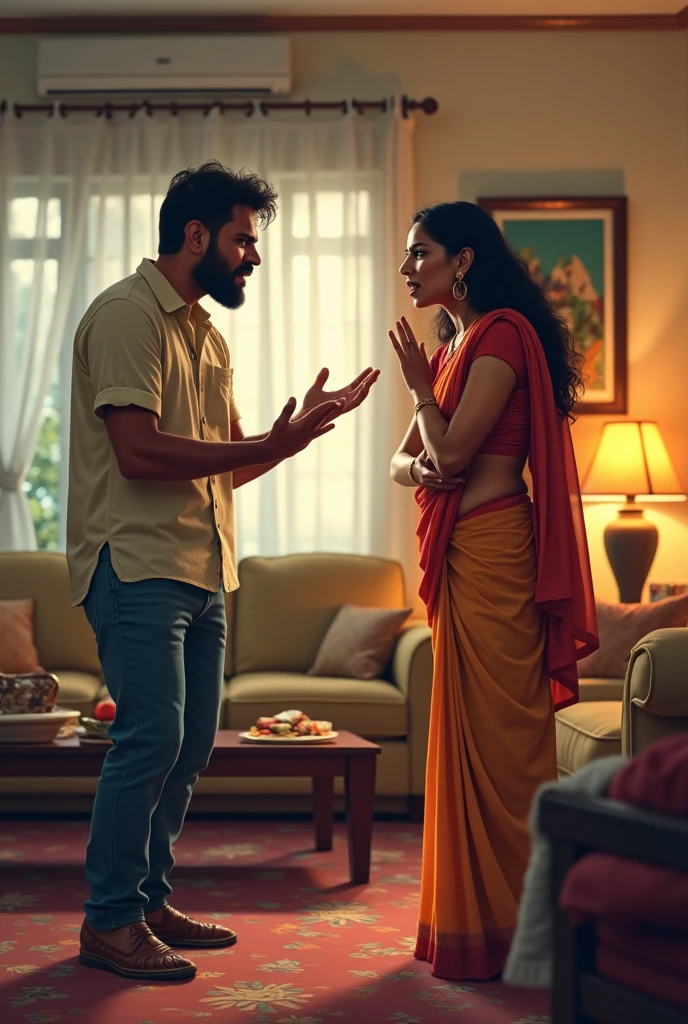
[560,734,688,1010]
[504,732,688,1011]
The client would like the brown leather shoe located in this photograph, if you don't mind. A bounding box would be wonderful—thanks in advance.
[146,904,238,948]
[79,919,197,980]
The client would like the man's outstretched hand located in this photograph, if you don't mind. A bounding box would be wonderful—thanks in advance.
[296,367,380,421]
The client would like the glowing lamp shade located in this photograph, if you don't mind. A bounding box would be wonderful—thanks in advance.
[582,421,685,603]
[582,421,685,503]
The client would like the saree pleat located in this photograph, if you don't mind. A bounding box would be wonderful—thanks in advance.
[415,497,558,980]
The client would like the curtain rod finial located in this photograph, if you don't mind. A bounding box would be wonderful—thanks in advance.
[402,95,439,117]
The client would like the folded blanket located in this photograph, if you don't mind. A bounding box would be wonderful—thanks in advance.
[597,945,688,1011]
[608,732,688,814]
[502,755,626,988]
[560,852,688,929]
[597,920,688,978]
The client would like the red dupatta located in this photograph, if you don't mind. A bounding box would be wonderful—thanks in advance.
[416,309,598,712]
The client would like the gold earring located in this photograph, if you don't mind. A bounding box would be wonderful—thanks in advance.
[453,272,468,301]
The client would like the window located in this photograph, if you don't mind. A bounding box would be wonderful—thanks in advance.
[20,173,378,560]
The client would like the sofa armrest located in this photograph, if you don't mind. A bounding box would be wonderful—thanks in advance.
[622,627,688,755]
[392,622,433,797]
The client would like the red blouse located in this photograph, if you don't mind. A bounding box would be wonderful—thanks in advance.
[433,318,531,459]
[472,319,530,459]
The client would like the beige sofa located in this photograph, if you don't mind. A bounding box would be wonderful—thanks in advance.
[0,550,432,816]
[555,629,688,776]
[3,550,686,809]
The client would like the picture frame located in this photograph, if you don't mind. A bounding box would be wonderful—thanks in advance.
[478,196,628,414]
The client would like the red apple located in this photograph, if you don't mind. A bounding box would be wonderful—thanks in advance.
[94,698,116,722]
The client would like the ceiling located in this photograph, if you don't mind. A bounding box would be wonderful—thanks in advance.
[0,0,682,17]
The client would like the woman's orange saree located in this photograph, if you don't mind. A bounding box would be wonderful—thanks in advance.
[413,310,598,980]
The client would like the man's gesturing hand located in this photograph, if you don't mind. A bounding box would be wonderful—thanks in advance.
[297,366,380,421]
[266,397,342,461]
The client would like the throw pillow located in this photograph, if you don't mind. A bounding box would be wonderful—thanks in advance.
[0,599,43,675]
[577,592,688,679]
[308,604,412,680]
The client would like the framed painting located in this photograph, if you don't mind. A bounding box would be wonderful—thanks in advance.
[478,196,627,414]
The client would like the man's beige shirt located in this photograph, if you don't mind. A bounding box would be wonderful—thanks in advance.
[67,259,241,606]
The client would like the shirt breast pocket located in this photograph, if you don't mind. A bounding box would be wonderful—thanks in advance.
[203,365,233,442]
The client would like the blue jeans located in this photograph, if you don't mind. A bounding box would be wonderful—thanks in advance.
[82,545,226,931]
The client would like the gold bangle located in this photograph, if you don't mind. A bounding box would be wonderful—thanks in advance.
[414,398,438,415]
[408,456,418,484]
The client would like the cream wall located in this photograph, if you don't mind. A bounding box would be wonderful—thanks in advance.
[1,28,687,601]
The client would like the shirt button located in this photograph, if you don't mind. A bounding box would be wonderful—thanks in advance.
[201,416,207,424]
[214,500,218,508]
[191,351,197,360]
[211,476,216,484]
[200,384,204,392]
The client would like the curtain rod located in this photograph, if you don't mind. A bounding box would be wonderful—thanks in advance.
[1,95,438,120]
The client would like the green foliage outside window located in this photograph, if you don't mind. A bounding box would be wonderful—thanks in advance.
[23,393,61,550]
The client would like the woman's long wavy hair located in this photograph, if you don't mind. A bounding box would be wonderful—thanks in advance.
[412,202,585,420]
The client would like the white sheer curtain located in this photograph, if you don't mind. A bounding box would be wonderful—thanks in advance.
[0,113,104,548]
[0,104,420,601]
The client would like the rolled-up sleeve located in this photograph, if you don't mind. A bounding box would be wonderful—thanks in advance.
[85,299,163,419]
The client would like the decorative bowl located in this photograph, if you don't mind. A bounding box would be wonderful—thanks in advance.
[0,672,59,715]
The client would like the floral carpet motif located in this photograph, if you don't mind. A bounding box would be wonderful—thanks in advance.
[0,820,551,1023]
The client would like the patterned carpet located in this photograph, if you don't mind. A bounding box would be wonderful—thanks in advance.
[0,819,551,1024]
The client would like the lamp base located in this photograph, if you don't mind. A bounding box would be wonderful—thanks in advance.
[604,507,658,604]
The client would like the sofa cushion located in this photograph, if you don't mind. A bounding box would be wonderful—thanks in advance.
[225,672,407,737]
[0,599,43,673]
[578,677,625,702]
[51,670,104,716]
[308,605,411,680]
[234,553,406,675]
[555,701,622,777]
[0,552,100,673]
[577,594,688,679]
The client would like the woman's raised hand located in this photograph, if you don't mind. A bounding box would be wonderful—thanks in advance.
[388,317,433,394]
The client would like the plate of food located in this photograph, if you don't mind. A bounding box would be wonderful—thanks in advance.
[0,707,81,744]
[239,709,337,744]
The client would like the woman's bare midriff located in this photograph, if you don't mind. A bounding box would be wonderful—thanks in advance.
[456,453,528,519]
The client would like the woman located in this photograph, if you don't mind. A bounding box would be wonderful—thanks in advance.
[389,202,598,981]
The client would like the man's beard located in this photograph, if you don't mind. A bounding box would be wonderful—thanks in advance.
[192,239,252,310]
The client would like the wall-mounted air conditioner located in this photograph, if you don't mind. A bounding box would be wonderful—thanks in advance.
[37,35,292,96]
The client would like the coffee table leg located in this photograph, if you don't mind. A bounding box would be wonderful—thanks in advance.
[345,754,376,884]
[312,775,334,852]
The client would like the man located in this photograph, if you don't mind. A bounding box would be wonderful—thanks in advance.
[67,161,379,982]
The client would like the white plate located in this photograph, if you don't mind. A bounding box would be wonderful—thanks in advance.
[0,707,81,744]
[239,730,338,745]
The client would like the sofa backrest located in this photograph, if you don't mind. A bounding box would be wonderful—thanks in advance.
[231,553,406,675]
[0,551,100,673]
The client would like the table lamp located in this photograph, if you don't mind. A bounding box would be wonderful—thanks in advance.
[581,421,686,603]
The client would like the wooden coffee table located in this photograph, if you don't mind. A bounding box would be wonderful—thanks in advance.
[0,729,381,884]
